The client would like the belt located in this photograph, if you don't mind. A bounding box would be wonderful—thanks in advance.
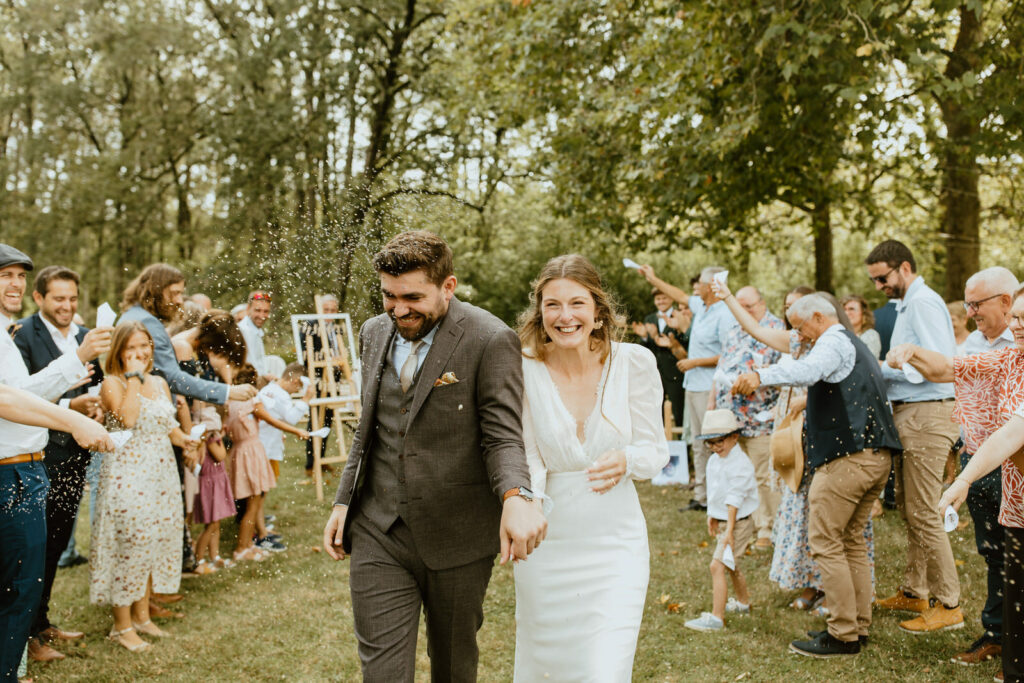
[891,397,955,408]
[0,451,45,466]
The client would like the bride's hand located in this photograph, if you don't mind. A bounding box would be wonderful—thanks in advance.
[587,450,627,494]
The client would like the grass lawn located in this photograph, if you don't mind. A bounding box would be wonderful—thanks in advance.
[39,442,995,682]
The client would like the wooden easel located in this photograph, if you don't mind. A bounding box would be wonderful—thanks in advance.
[304,295,361,501]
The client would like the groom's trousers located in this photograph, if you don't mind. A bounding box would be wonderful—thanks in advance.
[349,512,495,682]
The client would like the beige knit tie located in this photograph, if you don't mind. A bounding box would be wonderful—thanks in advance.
[399,341,423,393]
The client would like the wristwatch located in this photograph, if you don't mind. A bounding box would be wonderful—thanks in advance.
[503,486,535,502]
[125,371,144,381]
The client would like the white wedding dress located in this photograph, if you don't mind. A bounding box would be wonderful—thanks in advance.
[514,342,669,682]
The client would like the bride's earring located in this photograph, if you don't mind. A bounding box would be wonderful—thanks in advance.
[593,319,604,330]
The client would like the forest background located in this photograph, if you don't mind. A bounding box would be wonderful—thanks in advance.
[3,0,1023,348]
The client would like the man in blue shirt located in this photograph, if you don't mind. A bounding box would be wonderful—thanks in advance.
[638,265,738,511]
[866,240,962,634]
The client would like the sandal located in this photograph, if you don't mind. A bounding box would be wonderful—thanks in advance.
[132,620,169,638]
[194,560,218,575]
[213,555,235,569]
[790,589,825,611]
[233,547,268,562]
[108,626,150,652]
[148,601,184,619]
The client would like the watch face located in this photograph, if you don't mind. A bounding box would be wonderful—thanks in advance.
[519,487,534,500]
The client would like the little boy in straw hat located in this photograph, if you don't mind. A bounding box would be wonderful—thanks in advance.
[684,409,759,632]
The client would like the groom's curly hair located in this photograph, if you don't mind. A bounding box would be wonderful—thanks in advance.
[373,231,453,286]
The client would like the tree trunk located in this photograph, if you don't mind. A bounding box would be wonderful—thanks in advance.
[938,5,982,300]
[810,200,832,292]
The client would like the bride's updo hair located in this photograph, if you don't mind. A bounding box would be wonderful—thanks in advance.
[518,254,625,362]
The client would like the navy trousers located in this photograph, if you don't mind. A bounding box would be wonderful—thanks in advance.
[0,461,49,681]
[962,451,1004,642]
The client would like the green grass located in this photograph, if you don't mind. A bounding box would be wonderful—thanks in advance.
[40,444,995,681]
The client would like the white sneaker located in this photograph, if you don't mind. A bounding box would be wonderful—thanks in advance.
[684,612,724,632]
[726,598,750,615]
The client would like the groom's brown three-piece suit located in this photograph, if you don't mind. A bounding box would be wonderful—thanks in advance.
[335,297,531,681]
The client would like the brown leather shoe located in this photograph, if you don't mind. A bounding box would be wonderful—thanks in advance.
[39,626,84,642]
[899,604,964,634]
[875,590,929,613]
[27,638,65,662]
[148,601,184,619]
[951,640,1001,665]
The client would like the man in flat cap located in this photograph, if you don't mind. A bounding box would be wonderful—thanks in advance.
[0,244,33,332]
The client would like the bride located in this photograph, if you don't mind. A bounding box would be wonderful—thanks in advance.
[514,254,669,681]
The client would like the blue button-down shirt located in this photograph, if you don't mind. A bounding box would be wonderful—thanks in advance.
[684,297,739,392]
[879,276,955,402]
[961,326,1015,356]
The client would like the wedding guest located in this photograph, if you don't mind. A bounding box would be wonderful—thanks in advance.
[633,288,687,430]
[257,362,313,481]
[189,293,212,311]
[636,265,738,511]
[231,303,246,323]
[225,364,278,560]
[948,301,971,355]
[732,293,901,657]
[0,244,31,332]
[867,240,963,633]
[120,264,254,405]
[888,267,1020,669]
[167,300,204,336]
[92,321,196,652]
[709,286,782,550]
[0,382,113,681]
[841,294,882,359]
[302,295,343,475]
[13,266,113,663]
[190,405,235,576]
[238,290,274,380]
[684,410,758,632]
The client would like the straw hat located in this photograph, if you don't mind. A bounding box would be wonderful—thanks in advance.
[698,409,742,440]
[771,410,805,494]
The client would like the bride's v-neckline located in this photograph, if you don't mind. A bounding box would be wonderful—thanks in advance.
[540,357,609,446]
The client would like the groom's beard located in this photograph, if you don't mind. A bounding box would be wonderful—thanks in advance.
[390,308,444,341]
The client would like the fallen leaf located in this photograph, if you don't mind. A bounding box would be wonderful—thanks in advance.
[311,546,321,553]
[698,541,709,548]
[666,602,681,613]
[659,593,671,604]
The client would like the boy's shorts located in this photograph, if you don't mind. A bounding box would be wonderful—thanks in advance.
[712,516,754,565]
[270,460,280,478]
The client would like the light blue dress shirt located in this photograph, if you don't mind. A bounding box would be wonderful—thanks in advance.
[879,276,955,402]
[757,324,856,387]
[961,327,1015,356]
[391,323,439,378]
[684,297,739,393]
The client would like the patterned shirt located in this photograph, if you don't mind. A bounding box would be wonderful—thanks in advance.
[712,312,784,437]
[952,346,1024,527]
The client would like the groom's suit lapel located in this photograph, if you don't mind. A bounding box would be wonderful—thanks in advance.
[406,297,466,425]
[362,318,397,432]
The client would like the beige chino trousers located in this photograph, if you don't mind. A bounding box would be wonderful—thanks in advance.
[893,400,961,607]
[808,448,891,642]
[686,390,711,505]
[740,434,778,540]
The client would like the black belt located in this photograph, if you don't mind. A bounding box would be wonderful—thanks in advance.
[891,397,955,408]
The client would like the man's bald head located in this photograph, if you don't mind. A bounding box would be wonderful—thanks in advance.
[736,286,766,321]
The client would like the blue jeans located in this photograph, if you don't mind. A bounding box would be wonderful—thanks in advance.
[0,461,49,681]
[962,451,1004,643]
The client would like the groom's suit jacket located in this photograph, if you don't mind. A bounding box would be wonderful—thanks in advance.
[334,296,531,570]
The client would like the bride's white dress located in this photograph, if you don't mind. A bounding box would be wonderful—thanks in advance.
[514,342,669,682]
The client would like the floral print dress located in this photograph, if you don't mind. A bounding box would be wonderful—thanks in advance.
[90,385,183,606]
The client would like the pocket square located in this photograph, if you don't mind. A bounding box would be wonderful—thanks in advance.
[433,372,460,387]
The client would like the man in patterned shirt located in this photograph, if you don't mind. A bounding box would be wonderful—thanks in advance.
[710,286,783,549]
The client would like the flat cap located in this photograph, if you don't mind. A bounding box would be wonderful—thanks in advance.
[0,244,33,271]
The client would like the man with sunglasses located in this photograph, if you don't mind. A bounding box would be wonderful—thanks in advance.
[865,240,963,634]
[887,266,1019,667]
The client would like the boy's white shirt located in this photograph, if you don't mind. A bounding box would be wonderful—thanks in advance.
[704,442,759,522]
[257,382,309,461]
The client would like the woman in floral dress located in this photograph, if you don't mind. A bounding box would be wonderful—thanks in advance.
[92,321,197,652]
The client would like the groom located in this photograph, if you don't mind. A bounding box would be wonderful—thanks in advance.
[323,230,546,681]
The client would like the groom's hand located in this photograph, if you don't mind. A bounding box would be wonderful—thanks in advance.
[323,504,349,560]
[499,495,547,565]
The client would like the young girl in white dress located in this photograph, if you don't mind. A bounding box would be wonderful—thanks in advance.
[513,254,669,681]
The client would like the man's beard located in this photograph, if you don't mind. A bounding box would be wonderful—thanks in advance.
[157,298,183,323]
[390,310,440,341]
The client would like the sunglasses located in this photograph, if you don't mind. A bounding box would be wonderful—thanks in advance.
[869,266,897,285]
[249,292,272,302]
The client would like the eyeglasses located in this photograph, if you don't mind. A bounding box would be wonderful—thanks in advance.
[249,292,272,302]
[869,266,897,285]
[963,294,1001,313]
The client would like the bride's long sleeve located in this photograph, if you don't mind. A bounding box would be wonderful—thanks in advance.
[623,346,671,480]
[522,394,548,498]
